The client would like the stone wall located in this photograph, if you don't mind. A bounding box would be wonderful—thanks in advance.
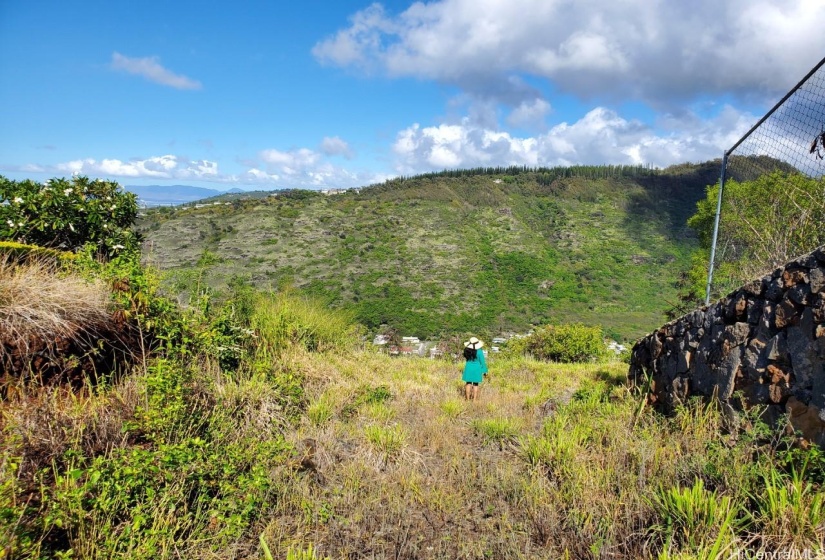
[629,246,825,446]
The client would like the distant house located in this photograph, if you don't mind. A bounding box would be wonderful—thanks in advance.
[373,334,389,346]
[606,340,627,354]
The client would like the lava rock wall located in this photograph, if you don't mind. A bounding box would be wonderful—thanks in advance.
[629,246,825,446]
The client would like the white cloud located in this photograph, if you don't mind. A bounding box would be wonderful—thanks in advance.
[393,121,537,174]
[507,98,551,130]
[110,52,202,90]
[8,145,389,190]
[244,168,280,182]
[311,3,398,70]
[254,145,384,187]
[314,0,825,105]
[320,136,354,159]
[259,148,321,175]
[393,105,755,174]
[54,155,219,179]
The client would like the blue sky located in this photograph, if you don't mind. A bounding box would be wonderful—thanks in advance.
[2,0,825,191]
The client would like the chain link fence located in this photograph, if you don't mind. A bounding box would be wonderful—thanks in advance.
[706,56,825,303]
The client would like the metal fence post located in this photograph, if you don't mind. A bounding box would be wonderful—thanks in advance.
[705,152,728,305]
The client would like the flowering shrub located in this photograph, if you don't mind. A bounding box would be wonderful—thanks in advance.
[506,322,608,363]
[0,175,139,258]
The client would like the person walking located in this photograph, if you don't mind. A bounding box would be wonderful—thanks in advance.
[462,336,487,400]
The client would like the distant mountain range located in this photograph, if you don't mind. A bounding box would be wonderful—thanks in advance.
[125,184,247,206]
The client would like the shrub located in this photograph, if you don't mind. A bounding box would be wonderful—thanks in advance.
[518,323,608,363]
[0,175,139,259]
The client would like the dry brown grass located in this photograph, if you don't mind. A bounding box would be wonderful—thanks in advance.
[0,257,113,350]
[0,257,132,385]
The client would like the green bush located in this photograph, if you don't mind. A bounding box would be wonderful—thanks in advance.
[517,323,607,363]
[0,175,139,258]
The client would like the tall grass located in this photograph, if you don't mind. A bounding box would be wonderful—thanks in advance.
[650,479,741,552]
[749,466,825,549]
[251,290,361,357]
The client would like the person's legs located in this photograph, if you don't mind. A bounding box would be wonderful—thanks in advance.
[464,383,472,400]
[472,384,480,400]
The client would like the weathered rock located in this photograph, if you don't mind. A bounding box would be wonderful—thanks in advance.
[747,298,763,324]
[810,268,825,294]
[649,335,663,360]
[742,278,764,296]
[788,320,815,389]
[786,397,825,447]
[774,299,801,329]
[628,244,825,437]
[676,349,692,374]
[782,268,808,287]
[724,322,751,347]
[743,382,770,405]
[765,277,784,302]
[735,293,749,321]
[769,382,791,404]
[742,335,768,380]
[767,363,791,384]
[793,254,819,269]
[787,283,811,306]
[812,294,825,323]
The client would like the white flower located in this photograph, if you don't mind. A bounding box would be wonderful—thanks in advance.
[13,197,23,204]
[112,244,125,250]
[18,222,24,227]
[64,188,73,195]
[7,220,13,227]
[110,205,117,211]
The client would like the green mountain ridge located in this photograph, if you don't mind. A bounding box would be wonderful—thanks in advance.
[138,162,722,341]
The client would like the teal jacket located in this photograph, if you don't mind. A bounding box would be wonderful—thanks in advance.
[462,349,488,383]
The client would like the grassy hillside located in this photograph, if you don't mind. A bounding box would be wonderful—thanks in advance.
[139,163,721,340]
[3,252,822,559]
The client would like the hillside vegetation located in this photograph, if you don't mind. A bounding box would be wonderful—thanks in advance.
[138,163,721,341]
[2,172,824,559]
[4,280,823,558]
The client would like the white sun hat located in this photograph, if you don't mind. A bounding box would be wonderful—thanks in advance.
[463,336,484,349]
